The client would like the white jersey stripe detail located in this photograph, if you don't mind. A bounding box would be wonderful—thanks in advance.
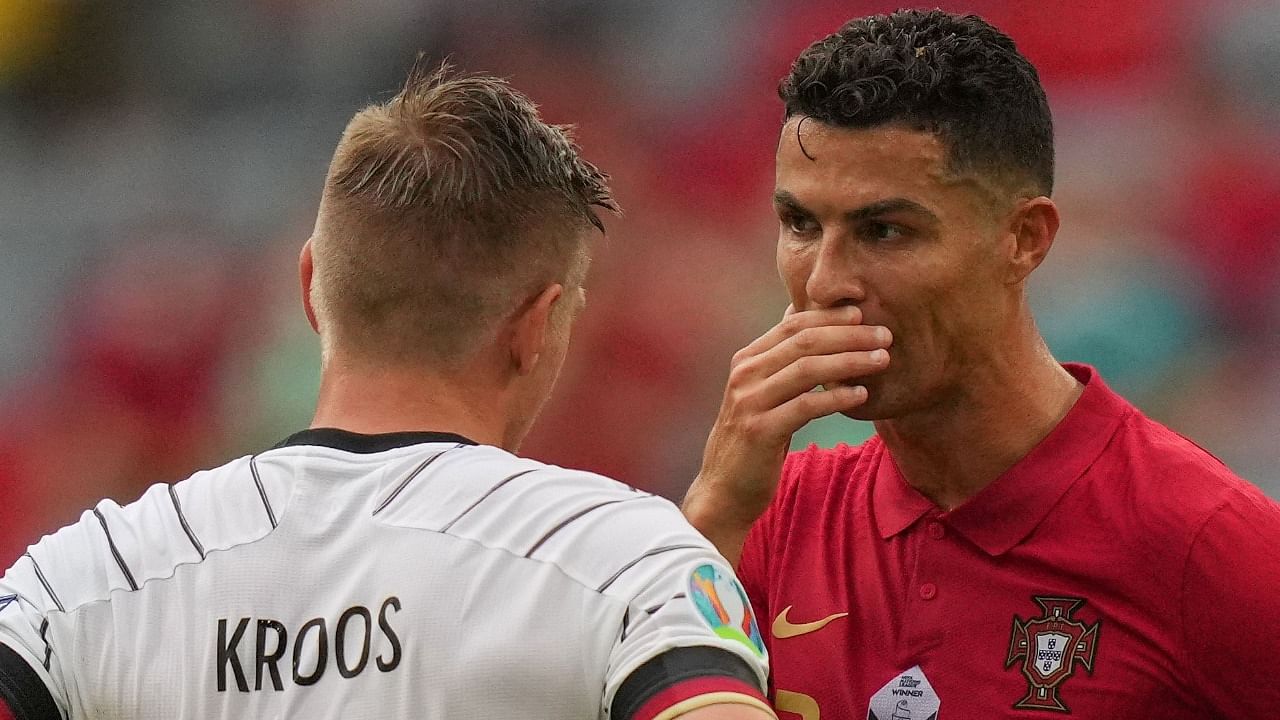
[439,468,540,532]
[371,445,461,516]
[92,508,138,591]
[644,592,687,615]
[523,495,648,559]
[597,544,705,592]
[249,456,278,528]
[166,483,205,559]
[38,616,50,670]
[23,554,62,613]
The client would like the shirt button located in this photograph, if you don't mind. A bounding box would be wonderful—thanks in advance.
[927,522,945,540]
[919,583,937,600]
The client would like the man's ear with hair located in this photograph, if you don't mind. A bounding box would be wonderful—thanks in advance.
[1003,196,1060,285]
[510,283,565,376]
[300,239,320,333]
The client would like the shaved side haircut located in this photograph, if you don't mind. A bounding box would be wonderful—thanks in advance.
[311,61,617,366]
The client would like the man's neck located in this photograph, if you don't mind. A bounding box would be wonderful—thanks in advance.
[873,339,1082,510]
[310,356,508,449]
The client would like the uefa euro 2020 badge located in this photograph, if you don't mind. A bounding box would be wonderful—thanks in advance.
[687,564,766,658]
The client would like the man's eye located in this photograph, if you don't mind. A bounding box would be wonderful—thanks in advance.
[783,215,819,236]
[864,221,905,242]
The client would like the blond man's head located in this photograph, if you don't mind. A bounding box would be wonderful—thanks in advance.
[309,62,616,368]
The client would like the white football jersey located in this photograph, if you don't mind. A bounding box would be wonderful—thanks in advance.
[0,430,770,720]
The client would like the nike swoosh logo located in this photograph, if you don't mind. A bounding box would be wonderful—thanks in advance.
[772,605,849,639]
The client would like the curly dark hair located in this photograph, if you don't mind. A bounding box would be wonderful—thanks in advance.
[780,9,1054,196]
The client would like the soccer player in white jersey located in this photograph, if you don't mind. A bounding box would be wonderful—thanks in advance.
[0,64,774,720]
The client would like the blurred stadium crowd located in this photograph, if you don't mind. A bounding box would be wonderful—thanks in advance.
[1,0,1278,566]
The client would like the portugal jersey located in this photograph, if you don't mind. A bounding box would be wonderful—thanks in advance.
[739,364,1280,719]
[0,429,771,720]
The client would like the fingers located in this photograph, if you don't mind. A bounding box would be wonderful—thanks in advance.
[737,305,863,360]
[744,323,892,381]
[726,306,892,427]
[688,307,883,537]
[769,384,870,436]
[752,348,889,410]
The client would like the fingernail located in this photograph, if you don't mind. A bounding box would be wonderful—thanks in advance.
[852,385,868,398]
[876,327,892,345]
[869,349,888,363]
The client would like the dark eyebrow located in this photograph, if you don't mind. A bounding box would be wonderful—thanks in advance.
[846,198,939,225]
[773,190,939,226]
[772,190,808,213]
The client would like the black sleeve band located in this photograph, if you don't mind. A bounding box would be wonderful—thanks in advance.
[0,644,59,720]
[611,646,761,720]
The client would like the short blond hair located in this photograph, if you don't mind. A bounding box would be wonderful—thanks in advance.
[311,61,617,366]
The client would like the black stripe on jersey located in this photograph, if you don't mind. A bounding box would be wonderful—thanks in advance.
[611,646,762,720]
[645,593,687,615]
[372,445,464,516]
[597,544,704,593]
[38,619,49,671]
[167,484,206,559]
[440,468,540,533]
[249,456,278,529]
[0,643,61,720]
[23,555,62,614]
[92,508,138,592]
[523,496,650,559]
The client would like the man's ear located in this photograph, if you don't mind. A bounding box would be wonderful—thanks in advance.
[1005,197,1060,285]
[300,239,320,333]
[510,283,564,376]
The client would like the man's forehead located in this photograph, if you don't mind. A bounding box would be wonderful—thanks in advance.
[776,117,947,173]
[775,117,952,206]
[773,116,1011,218]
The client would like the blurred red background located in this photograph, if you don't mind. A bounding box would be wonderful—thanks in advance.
[1,0,1277,566]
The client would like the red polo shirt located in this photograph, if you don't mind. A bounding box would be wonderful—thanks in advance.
[739,364,1280,719]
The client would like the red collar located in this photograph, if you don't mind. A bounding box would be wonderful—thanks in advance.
[871,364,1132,555]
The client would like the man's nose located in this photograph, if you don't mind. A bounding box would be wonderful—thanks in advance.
[805,235,865,309]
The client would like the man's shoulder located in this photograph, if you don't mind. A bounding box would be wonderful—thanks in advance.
[495,458,723,602]
[375,445,687,536]
[1110,410,1268,513]
[13,454,271,615]
[377,446,718,598]
[1092,410,1279,549]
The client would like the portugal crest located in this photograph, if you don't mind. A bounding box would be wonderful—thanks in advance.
[1004,596,1100,713]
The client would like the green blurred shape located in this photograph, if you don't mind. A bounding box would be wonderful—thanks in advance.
[790,412,876,451]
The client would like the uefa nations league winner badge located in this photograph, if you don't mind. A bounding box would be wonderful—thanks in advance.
[867,666,940,720]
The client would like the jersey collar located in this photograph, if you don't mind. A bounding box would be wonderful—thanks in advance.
[872,363,1132,556]
[274,427,479,453]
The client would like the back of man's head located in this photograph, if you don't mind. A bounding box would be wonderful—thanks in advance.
[780,9,1054,198]
[310,62,616,368]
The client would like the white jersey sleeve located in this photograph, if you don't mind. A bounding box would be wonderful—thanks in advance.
[601,545,773,720]
[405,451,774,720]
[0,554,69,719]
[502,473,772,720]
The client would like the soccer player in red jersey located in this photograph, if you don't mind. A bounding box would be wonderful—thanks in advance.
[682,10,1280,719]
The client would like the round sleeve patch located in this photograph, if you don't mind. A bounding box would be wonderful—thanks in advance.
[687,564,766,657]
